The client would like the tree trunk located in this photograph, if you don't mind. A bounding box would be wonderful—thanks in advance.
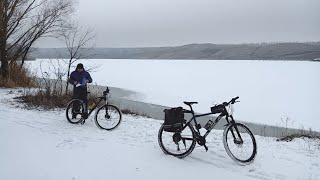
[0,0,8,78]
[65,60,72,94]
[0,41,8,78]
[20,47,30,69]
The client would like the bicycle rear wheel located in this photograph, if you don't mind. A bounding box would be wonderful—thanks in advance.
[158,123,196,158]
[66,99,85,124]
[94,104,122,130]
[223,123,257,165]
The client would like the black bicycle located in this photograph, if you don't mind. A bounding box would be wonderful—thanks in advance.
[66,87,122,130]
[158,97,257,165]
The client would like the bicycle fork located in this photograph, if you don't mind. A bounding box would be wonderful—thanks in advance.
[228,116,244,144]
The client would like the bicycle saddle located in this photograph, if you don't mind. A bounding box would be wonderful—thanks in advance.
[183,101,198,105]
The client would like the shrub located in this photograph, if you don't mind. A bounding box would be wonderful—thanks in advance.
[121,108,151,118]
[0,63,35,88]
[15,90,72,110]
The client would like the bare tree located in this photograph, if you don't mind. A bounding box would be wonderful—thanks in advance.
[38,59,66,96]
[60,23,95,94]
[0,0,76,78]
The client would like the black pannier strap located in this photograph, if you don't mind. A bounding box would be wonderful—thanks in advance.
[163,107,184,132]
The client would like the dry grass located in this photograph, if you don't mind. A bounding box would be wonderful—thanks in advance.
[121,108,151,118]
[16,89,103,110]
[15,91,72,110]
[277,131,320,142]
[0,63,35,88]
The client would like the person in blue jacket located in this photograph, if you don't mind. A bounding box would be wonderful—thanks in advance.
[68,63,92,118]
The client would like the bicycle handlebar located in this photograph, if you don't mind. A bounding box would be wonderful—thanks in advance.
[96,87,110,100]
[103,87,110,96]
[223,96,239,106]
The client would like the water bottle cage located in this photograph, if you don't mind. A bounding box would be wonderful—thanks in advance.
[89,103,96,110]
[204,120,214,130]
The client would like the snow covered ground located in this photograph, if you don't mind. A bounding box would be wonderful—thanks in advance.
[27,59,320,132]
[1,88,319,180]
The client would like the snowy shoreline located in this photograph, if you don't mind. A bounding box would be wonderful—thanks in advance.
[33,79,320,137]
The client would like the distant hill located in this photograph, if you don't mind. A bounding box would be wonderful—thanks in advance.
[31,42,320,60]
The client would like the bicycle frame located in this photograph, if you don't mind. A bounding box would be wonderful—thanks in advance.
[86,97,106,117]
[182,104,242,142]
[158,97,256,163]
[86,90,110,118]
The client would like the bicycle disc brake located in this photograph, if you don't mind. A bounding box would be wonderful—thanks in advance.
[105,113,110,119]
[173,133,182,143]
[173,133,182,151]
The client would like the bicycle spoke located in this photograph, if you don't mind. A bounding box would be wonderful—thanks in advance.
[158,123,196,158]
[95,105,122,130]
[66,99,84,124]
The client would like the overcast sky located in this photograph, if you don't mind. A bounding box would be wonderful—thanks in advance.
[38,0,320,48]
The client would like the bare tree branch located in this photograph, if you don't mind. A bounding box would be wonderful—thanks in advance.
[1,0,77,78]
[59,23,96,94]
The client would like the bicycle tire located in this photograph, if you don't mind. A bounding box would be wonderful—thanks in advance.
[66,99,85,124]
[94,104,122,130]
[158,123,196,158]
[223,122,257,165]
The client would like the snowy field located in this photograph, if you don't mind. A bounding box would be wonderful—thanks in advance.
[0,88,319,180]
[28,59,320,131]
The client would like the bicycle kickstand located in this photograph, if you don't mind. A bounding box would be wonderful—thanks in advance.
[204,144,208,152]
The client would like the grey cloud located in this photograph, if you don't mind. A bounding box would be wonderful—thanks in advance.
[38,0,320,47]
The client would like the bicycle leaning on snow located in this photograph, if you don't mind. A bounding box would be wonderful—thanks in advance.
[158,97,257,165]
[66,87,122,130]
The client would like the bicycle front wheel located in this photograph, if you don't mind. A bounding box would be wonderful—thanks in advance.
[94,105,122,130]
[223,123,257,165]
[158,123,196,158]
[66,99,85,124]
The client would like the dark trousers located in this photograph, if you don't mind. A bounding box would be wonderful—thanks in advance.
[73,86,88,112]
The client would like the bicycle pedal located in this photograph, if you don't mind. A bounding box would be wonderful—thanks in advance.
[80,119,85,125]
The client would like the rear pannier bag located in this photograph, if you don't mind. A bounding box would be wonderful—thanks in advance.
[163,107,184,132]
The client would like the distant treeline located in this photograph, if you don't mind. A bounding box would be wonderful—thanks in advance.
[31,42,320,60]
